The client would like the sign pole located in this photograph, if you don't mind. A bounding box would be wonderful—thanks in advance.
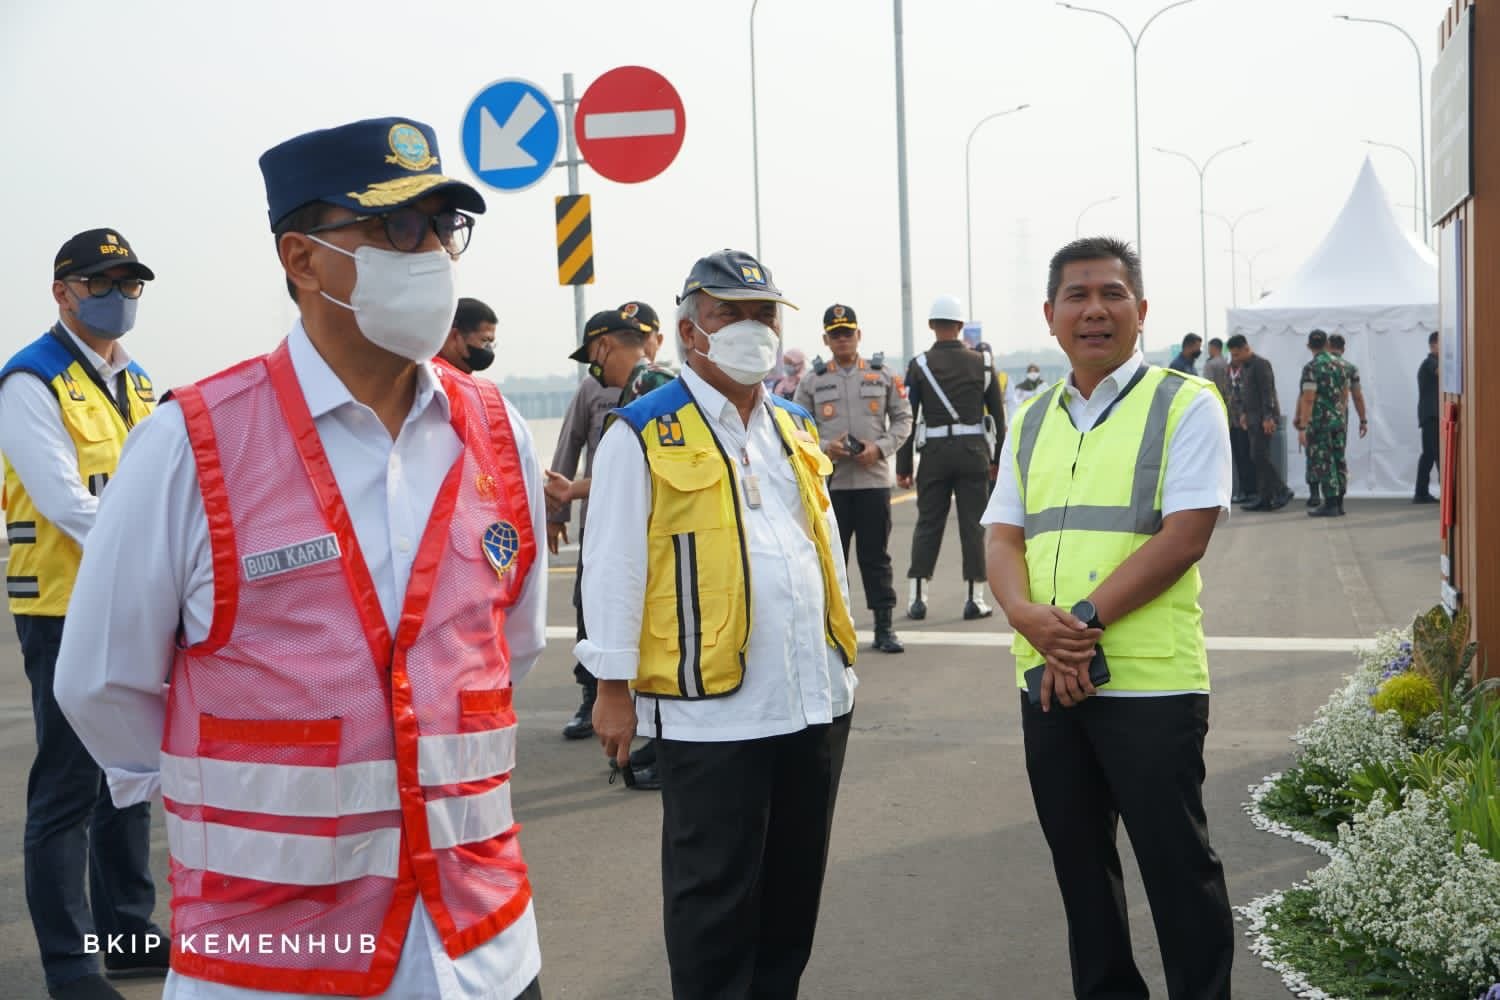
[559,72,586,351]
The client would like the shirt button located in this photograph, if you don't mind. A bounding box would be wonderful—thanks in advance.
[396,536,412,553]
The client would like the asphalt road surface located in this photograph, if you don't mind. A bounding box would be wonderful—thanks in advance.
[0,495,1441,998]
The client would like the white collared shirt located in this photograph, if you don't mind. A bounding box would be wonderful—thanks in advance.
[52,322,547,1000]
[0,321,135,546]
[980,352,1230,699]
[575,365,857,742]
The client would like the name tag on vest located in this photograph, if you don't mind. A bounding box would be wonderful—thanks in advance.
[242,534,341,581]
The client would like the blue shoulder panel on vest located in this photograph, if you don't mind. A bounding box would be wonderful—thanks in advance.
[614,376,692,432]
[0,332,73,385]
[768,394,813,424]
[126,360,151,380]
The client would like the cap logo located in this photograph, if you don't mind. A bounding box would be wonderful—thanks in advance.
[348,174,440,207]
[740,265,766,285]
[833,305,846,319]
[622,302,639,319]
[105,233,119,245]
[386,123,438,171]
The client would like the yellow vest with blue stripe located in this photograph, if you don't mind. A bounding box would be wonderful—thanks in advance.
[1009,365,1216,692]
[614,378,858,698]
[1,328,155,615]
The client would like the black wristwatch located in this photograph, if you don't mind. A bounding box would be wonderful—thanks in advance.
[1070,600,1105,630]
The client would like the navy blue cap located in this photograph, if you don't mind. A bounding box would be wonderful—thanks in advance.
[258,117,486,229]
[676,249,797,309]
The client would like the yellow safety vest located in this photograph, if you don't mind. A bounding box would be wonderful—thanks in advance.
[1009,365,1214,692]
[616,378,857,698]
[2,329,154,615]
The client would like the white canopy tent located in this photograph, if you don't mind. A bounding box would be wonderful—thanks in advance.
[1226,157,1437,498]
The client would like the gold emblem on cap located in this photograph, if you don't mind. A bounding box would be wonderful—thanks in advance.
[833,305,846,319]
[622,303,639,319]
[348,174,446,207]
[105,233,119,245]
[386,123,439,171]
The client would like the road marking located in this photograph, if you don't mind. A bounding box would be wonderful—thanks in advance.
[582,109,676,140]
[541,625,1364,653]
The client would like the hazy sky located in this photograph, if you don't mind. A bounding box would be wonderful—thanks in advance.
[1,0,1444,386]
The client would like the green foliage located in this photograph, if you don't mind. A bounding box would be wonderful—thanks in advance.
[1411,605,1477,689]
[1444,689,1500,862]
[1260,763,1350,840]
[1259,888,1435,998]
[1372,673,1442,733]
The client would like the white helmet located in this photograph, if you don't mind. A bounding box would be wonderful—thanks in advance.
[929,294,965,322]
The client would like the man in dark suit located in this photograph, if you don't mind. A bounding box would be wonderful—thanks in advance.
[1415,331,1440,503]
[1226,335,1292,511]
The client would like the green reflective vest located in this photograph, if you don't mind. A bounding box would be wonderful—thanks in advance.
[1009,365,1214,692]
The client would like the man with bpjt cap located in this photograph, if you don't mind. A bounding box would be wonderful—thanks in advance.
[796,304,912,653]
[580,249,858,998]
[438,296,498,374]
[898,294,1007,621]
[53,117,548,1000]
[0,229,165,1000]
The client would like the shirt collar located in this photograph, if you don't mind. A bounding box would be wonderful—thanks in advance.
[286,320,448,422]
[57,319,132,379]
[681,363,762,427]
[1065,351,1144,401]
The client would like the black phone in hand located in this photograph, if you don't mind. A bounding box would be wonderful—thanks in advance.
[1024,647,1110,706]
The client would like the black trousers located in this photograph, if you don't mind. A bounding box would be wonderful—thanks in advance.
[1227,425,1256,497]
[657,713,852,1000]
[1020,692,1232,1000]
[830,488,896,610]
[17,614,161,990]
[1247,425,1285,502]
[908,436,990,581]
[1416,418,1439,497]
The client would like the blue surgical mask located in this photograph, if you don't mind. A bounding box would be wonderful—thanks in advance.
[73,288,137,340]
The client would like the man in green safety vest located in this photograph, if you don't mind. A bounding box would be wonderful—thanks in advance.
[982,236,1235,998]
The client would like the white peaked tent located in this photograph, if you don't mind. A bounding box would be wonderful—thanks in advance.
[1226,157,1438,498]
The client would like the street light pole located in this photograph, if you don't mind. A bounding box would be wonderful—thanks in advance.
[1363,139,1421,234]
[749,0,762,259]
[1056,0,1199,263]
[1244,246,1276,302]
[893,0,914,361]
[964,104,1030,321]
[1075,194,1121,237]
[1155,140,1251,337]
[1206,206,1265,306]
[1336,14,1428,241]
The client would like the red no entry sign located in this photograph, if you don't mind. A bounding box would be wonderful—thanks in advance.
[575,66,686,184]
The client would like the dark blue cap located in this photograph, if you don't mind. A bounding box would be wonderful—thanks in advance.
[676,249,797,309]
[258,117,486,229]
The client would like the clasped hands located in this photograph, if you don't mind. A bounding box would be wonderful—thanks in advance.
[1010,602,1103,711]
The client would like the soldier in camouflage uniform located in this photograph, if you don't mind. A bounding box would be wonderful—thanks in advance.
[1295,329,1350,517]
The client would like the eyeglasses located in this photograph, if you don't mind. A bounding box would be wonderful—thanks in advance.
[825,328,857,339]
[67,275,145,299]
[305,207,475,256]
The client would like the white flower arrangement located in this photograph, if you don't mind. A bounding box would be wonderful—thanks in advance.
[1244,773,1335,855]
[1309,791,1500,994]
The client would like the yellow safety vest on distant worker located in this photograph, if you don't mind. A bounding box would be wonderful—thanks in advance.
[1,328,154,615]
[615,378,857,698]
[1009,365,1215,692]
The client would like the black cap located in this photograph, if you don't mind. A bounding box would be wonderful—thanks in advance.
[259,117,486,230]
[53,229,155,281]
[823,303,858,332]
[676,249,797,309]
[1308,329,1328,348]
[618,300,660,334]
[569,309,647,363]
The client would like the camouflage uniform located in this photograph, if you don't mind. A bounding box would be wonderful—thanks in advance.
[1301,351,1349,497]
[621,357,677,406]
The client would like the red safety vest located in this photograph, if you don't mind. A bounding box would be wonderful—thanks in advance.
[161,341,537,995]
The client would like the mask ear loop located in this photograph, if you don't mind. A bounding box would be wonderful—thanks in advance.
[305,234,358,312]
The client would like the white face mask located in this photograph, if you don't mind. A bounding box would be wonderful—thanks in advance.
[309,236,458,363]
[693,318,781,386]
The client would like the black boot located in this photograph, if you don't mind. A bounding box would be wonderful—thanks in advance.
[1306,481,1321,508]
[962,581,993,620]
[1309,492,1344,517]
[562,682,596,740]
[907,578,927,620]
[872,608,904,653]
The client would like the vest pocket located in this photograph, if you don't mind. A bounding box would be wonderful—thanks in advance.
[646,590,730,653]
[648,448,728,535]
[64,403,118,442]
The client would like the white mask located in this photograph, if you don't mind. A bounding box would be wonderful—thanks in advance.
[309,236,458,363]
[693,318,781,386]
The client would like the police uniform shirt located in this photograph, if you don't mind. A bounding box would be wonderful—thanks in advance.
[549,375,617,534]
[979,352,1230,697]
[52,322,550,1000]
[575,365,856,742]
[0,320,135,546]
[793,357,912,491]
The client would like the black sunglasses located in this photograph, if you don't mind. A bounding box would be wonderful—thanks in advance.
[825,328,858,339]
[305,207,475,256]
[67,275,146,299]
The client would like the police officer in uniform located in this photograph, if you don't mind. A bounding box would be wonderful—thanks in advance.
[795,304,913,653]
[0,229,167,1000]
[897,294,1006,621]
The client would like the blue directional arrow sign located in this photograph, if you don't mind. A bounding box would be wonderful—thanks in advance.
[460,78,561,192]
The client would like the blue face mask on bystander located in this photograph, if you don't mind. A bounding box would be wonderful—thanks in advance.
[73,288,137,340]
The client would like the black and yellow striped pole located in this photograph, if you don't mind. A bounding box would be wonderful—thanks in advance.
[555,194,594,286]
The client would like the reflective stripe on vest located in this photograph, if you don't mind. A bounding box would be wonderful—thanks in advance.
[1010,366,1211,693]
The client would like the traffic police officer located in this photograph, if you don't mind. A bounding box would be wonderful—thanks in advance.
[796,304,912,653]
[897,294,1006,621]
[0,228,166,999]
